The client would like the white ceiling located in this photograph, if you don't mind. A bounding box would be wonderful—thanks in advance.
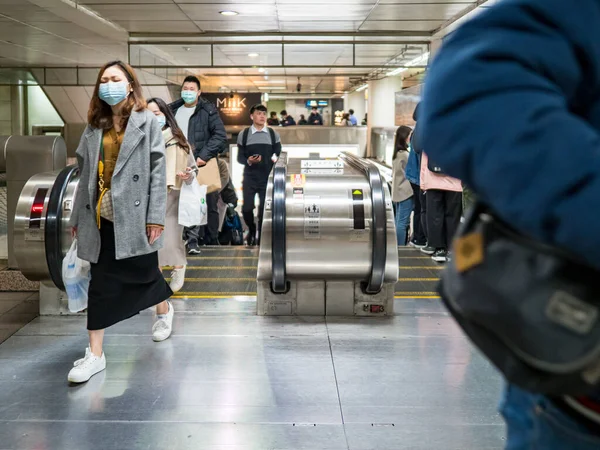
[0,0,489,93]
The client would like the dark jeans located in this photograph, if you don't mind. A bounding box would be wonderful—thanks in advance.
[410,183,427,245]
[501,384,600,449]
[425,189,462,250]
[184,190,220,246]
[242,180,267,241]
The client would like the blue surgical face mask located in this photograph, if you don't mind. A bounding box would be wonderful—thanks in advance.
[181,90,198,104]
[156,115,167,129]
[98,81,130,106]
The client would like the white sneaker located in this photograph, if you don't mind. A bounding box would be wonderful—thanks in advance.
[153,301,174,342]
[68,348,106,384]
[169,267,186,293]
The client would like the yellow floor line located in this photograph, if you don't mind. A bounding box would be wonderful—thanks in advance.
[169,278,256,282]
[398,278,439,281]
[171,277,439,282]
[188,256,259,260]
[166,266,258,270]
[171,294,441,300]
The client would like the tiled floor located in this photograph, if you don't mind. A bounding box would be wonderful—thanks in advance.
[0,297,506,450]
[0,291,39,344]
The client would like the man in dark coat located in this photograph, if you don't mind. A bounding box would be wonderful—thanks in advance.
[170,75,227,251]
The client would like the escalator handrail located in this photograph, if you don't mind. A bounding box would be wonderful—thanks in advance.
[45,164,78,291]
[271,163,287,293]
[339,152,387,294]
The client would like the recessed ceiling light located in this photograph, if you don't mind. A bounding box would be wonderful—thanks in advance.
[219,10,238,16]
[258,86,286,90]
[248,53,259,58]
[258,68,265,73]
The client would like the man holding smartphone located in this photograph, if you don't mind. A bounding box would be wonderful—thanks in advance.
[237,104,282,246]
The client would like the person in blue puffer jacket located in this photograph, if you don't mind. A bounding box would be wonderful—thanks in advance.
[406,104,427,248]
[418,0,600,447]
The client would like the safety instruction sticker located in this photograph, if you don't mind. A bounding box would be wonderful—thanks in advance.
[293,187,304,200]
[304,196,321,239]
[291,174,306,187]
[301,168,344,175]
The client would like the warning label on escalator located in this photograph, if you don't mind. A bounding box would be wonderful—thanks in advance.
[352,189,366,230]
[304,196,321,239]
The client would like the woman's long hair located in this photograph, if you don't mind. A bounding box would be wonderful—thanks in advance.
[88,60,146,130]
[393,125,412,160]
[147,97,191,154]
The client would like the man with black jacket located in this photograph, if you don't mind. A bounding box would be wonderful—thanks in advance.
[170,75,227,252]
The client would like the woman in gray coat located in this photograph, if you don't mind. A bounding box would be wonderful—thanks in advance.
[392,125,414,246]
[68,61,172,384]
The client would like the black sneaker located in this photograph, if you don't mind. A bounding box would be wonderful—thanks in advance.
[420,246,436,255]
[409,241,427,249]
[432,249,448,263]
[187,244,201,255]
[247,236,257,247]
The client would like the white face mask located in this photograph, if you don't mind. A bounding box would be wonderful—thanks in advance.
[181,90,198,104]
[99,81,130,106]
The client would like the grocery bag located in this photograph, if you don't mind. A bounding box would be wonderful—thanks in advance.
[179,180,208,227]
[62,239,91,313]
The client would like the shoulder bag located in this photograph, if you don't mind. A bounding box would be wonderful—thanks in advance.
[96,138,114,227]
[439,202,600,396]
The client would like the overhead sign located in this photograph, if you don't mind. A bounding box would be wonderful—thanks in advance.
[203,93,262,126]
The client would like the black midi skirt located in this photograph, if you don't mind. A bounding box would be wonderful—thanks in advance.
[87,219,173,331]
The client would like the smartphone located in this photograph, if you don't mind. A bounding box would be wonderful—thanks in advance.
[252,154,260,158]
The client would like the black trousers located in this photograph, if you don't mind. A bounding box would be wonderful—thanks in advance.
[426,189,462,250]
[242,180,267,241]
[410,183,427,245]
[184,190,220,246]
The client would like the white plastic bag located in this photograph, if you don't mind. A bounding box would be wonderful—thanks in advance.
[179,180,208,227]
[62,239,91,313]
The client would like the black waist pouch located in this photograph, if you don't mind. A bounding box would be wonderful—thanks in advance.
[439,203,600,396]
[427,158,445,175]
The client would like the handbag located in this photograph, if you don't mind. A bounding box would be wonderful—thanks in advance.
[96,138,114,227]
[196,157,222,194]
[439,202,600,396]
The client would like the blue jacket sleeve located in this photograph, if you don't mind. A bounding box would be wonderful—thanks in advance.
[418,0,600,268]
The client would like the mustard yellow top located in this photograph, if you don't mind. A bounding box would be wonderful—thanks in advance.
[101,127,124,190]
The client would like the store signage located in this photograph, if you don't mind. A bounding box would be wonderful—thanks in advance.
[203,93,262,126]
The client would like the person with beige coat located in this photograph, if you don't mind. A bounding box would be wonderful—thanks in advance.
[392,125,414,246]
[147,97,196,343]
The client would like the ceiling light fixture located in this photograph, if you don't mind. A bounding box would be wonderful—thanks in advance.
[258,86,286,90]
[387,51,430,77]
[258,68,266,73]
[356,84,368,92]
[219,10,239,16]
[248,53,259,58]
[183,47,191,52]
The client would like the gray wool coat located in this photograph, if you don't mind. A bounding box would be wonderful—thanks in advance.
[70,109,167,263]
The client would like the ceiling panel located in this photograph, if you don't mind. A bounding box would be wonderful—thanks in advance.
[360,20,444,31]
[180,4,278,20]
[0,4,69,22]
[84,4,190,21]
[369,3,471,20]
[379,0,472,3]
[193,20,279,32]
[280,21,361,32]
[276,4,372,20]
[115,20,201,33]
[77,0,170,3]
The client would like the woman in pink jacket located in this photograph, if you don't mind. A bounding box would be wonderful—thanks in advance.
[419,152,462,262]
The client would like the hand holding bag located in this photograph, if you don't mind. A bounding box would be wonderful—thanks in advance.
[196,157,222,194]
[178,179,208,227]
[62,239,91,313]
[439,203,600,396]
